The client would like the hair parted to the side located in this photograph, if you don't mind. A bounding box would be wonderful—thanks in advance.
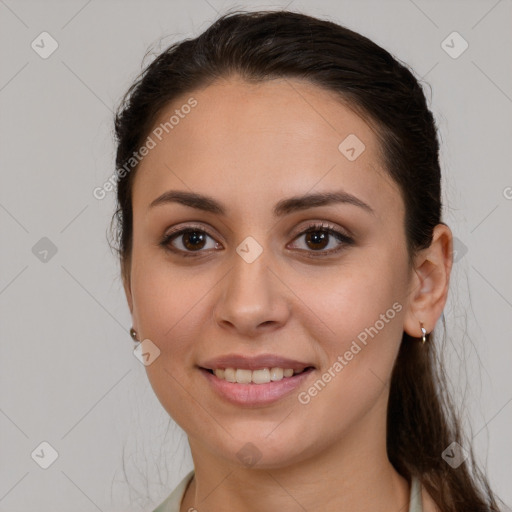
[111,9,501,511]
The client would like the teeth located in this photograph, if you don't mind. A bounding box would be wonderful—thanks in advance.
[252,368,270,384]
[270,367,283,381]
[223,368,236,382]
[236,369,252,384]
[212,367,303,384]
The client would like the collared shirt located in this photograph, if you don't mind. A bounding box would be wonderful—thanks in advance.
[152,471,424,511]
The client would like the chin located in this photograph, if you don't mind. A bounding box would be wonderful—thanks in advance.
[204,428,319,470]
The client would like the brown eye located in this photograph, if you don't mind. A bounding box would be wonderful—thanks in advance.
[304,230,330,251]
[181,230,207,251]
[161,227,221,255]
[289,223,354,256]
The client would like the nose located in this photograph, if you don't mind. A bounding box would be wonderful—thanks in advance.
[212,248,291,338]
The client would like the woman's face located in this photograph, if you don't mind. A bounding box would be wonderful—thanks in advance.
[125,76,415,468]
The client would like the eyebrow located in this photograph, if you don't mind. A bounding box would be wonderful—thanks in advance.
[149,189,375,217]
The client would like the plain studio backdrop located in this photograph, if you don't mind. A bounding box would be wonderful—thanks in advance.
[1,0,511,511]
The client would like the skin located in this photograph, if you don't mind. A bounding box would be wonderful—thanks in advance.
[123,76,452,512]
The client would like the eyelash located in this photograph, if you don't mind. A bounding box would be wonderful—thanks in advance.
[159,222,354,258]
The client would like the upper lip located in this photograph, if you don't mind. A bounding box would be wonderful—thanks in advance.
[200,354,315,372]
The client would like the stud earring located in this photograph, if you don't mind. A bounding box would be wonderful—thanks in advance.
[130,327,139,342]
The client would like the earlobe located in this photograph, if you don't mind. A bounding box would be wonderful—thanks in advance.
[403,223,453,339]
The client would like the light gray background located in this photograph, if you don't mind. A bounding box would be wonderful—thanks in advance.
[1,0,511,510]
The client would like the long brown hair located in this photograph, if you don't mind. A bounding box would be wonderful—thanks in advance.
[111,9,501,511]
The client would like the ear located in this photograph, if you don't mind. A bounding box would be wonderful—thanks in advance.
[403,223,453,338]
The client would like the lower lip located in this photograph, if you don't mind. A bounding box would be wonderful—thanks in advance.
[200,368,314,407]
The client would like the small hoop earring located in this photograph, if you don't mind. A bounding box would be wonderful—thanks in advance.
[420,322,427,344]
[130,327,139,342]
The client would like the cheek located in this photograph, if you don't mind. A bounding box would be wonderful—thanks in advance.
[129,253,215,370]
[292,274,404,448]
[130,259,207,425]
[310,259,403,337]
[131,252,203,341]
[305,254,406,388]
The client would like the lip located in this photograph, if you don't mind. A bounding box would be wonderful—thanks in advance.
[200,353,315,372]
[200,366,315,407]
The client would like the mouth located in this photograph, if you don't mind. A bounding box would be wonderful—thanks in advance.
[198,354,316,406]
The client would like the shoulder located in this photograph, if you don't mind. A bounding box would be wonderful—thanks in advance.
[152,470,195,512]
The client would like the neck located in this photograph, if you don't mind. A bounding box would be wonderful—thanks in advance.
[181,396,410,511]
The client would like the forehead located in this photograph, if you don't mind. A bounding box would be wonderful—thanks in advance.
[132,76,401,220]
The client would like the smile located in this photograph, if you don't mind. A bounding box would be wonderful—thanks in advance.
[199,366,315,407]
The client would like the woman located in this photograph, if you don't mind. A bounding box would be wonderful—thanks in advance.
[111,9,501,512]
